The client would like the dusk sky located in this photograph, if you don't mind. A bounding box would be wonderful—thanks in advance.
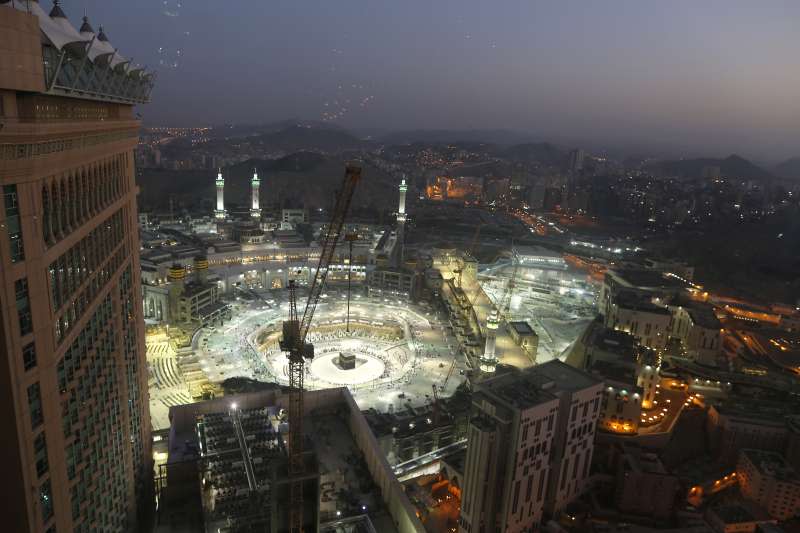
[59,0,799,160]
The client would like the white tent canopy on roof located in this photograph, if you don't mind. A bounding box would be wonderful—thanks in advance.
[79,17,115,63]
[6,0,88,52]
[1,0,153,101]
[97,26,128,68]
[47,1,88,50]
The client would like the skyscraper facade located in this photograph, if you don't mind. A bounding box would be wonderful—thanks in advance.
[459,361,602,532]
[0,3,154,532]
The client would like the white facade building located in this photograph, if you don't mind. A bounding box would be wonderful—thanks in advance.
[459,361,602,532]
[512,245,567,270]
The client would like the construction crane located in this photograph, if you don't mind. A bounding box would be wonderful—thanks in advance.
[479,251,521,373]
[344,232,358,333]
[452,224,482,288]
[498,250,521,319]
[431,358,457,425]
[431,384,440,424]
[442,357,457,390]
[279,163,361,532]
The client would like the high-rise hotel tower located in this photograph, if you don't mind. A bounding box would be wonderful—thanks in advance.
[0,2,154,532]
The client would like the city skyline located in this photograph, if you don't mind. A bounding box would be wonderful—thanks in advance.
[2,2,799,532]
[54,0,800,162]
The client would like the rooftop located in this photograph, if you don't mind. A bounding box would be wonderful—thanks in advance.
[622,446,668,474]
[591,327,638,357]
[509,320,536,336]
[679,301,723,329]
[478,374,557,412]
[609,268,687,291]
[712,396,797,426]
[740,449,799,483]
[512,245,563,259]
[616,293,672,315]
[528,359,603,392]
[479,360,600,411]
[710,504,756,524]
[3,0,154,104]
[590,360,639,386]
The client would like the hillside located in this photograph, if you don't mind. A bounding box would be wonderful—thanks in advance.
[206,120,349,140]
[647,154,774,180]
[774,157,800,179]
[657,205,800,303]
[248,125,370,154]
[136,152,397,213]
[379,128,533,146]
[497,142,565,166]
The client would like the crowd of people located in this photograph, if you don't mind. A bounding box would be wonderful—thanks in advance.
[194,295,462,409]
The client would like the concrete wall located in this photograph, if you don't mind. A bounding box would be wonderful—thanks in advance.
[0,8,46,94]
[168,387,426,532]
[341,390,426,533]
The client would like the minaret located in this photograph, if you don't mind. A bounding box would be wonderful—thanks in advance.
[398,175,407,222]
[215,168,226,219]
[250,168,261,219]
[479,309,499,373]
[394,176,408,267]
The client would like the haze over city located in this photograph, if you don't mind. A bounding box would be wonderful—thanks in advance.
[1,1,800,533]
[58,0,800,161]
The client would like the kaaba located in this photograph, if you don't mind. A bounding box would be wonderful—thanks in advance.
[337,352,356,370]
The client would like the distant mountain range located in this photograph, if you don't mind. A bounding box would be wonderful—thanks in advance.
[209,119,348,139]
[248,125,368,153]
[137,150,398,214]
[378,128,538,146]
[646,154,775,181]
[495,142,565,166]
[193,121,800,180]
[774,157,800,179]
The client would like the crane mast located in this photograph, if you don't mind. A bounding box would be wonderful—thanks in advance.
[479,251,521,372]
[279,163,361,532]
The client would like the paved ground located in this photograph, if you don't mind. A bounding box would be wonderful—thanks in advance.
[146,333,193,429]
[192,288,467,413]
[479,261,599,363]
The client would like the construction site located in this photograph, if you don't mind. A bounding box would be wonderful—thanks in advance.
[146,161,603,532]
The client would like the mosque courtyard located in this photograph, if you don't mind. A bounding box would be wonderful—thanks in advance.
[146,287,468,430]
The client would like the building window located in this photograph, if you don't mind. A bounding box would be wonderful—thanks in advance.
[34,432,49,478]
[3,185,25,262]
[15,278,33,335]
[40,479,54,523]
[537,471,546,501]
[28,382,43,429]
[23,342,37,371]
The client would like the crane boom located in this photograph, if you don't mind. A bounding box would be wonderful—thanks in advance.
[480,250,521,373]
[279,162,361,533]
[299,163,362,343]
[499,253,521,317]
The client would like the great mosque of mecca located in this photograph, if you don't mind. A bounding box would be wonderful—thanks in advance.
[142,168,599,429]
